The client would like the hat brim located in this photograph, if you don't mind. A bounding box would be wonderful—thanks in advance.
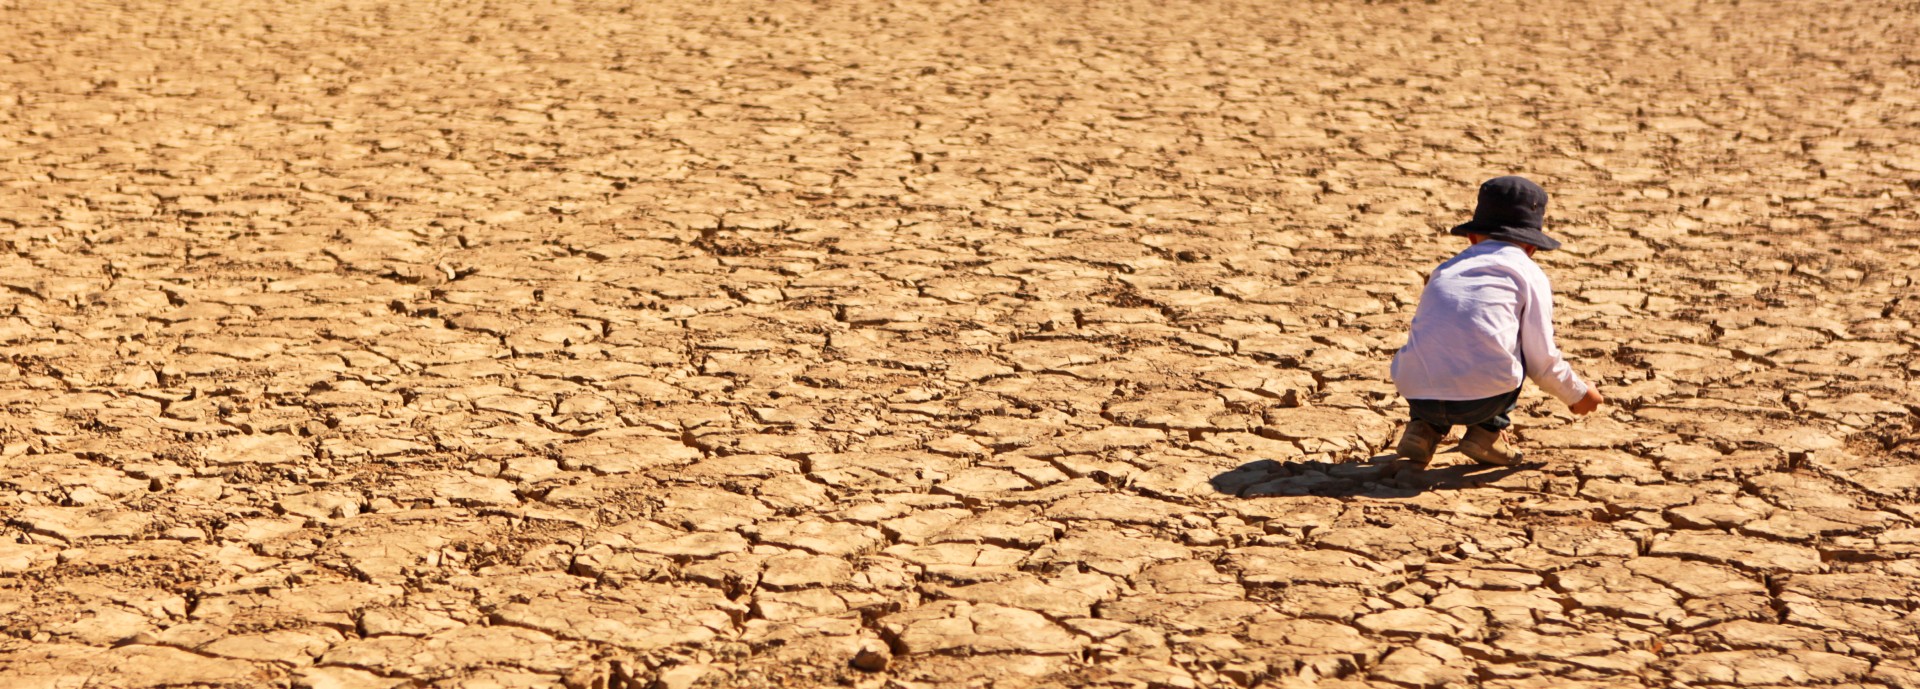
[1448,220,1562,251]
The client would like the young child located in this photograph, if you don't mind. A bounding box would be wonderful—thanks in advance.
[1392,176,1603,469]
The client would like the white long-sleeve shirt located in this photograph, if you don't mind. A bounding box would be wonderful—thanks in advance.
[1392,240,1589,405]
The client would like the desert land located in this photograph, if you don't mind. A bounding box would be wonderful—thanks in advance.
[1,0,1917,687]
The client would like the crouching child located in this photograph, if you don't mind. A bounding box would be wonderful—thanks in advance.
[1392,176,1604,469]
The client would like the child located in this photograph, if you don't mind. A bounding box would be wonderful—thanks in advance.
[1392,176,1603,469]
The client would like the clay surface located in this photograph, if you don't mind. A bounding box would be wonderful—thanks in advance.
[1,0,1917,687]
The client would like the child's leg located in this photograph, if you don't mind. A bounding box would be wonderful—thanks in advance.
[1459,388,1524,465]
[1405,399,1454,436]
[1471,400,1517,434]
[1397,400,1452,468]
[1450,388,1522,433]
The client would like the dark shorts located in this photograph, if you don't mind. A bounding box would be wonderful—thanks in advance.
[1407,388,1522,435]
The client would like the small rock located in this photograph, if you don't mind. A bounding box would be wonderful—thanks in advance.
[656,664,710,689]
[162,526,206,541]
[851,639,891,672]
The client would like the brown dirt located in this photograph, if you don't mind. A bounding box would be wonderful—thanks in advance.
[2,0,1917,687]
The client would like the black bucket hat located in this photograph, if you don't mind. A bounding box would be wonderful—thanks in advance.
[1448,176,1561,251]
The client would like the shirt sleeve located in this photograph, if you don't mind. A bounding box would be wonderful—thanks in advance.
[1518,267,1590,405]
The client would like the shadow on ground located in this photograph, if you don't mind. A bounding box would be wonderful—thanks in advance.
[1209,451,1540,499]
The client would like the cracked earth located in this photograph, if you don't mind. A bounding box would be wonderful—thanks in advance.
[2,0,1918,687]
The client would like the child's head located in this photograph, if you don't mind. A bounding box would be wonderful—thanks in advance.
[1448,176,1562,251]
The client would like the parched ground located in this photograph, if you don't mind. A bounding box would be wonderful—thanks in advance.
[1,0,1917,687]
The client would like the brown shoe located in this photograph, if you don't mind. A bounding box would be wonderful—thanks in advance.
[1395,421,1443,469]
[1459,427,1522,466]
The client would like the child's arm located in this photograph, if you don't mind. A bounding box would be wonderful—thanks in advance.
[1517,271,1599,413]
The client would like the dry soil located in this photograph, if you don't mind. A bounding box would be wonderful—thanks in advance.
[1,0,1918,687]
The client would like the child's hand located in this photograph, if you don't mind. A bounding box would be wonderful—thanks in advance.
[1569,387,1604,415]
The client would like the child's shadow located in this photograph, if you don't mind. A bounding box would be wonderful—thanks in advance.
[1209,452,1539,499]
